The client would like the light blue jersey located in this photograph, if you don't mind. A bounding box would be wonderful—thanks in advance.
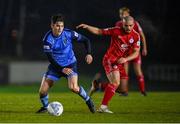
[43,28,81,66]
[43,28,91,72]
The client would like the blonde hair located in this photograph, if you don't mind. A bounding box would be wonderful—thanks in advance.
[119,7,130,14]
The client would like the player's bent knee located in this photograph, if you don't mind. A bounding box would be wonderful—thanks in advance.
[113,81,120,86]
[39,90,48,96]
[69,87,79,93]
[39,88,48,95]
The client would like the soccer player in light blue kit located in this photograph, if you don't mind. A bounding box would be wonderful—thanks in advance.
[36,14,95,113]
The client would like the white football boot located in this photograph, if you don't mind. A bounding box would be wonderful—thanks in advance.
[97,105,113,113]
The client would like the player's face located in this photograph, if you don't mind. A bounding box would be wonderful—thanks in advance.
[119,11,130,20]
[123,20,134,33]
[51,21,64,36]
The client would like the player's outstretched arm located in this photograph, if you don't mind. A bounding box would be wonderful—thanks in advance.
[140,31,147,56]
[126,48,140,61]
[76,24,102,35]
[72,31,93,64]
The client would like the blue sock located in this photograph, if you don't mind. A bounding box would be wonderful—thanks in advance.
[78,86,90,101]
[40,94,49,108]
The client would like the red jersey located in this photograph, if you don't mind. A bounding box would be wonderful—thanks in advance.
[115,20,142,34]
[101,27,140,65]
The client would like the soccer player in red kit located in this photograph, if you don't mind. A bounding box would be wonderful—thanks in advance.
[115,7,147,96]
[77,16,140,113]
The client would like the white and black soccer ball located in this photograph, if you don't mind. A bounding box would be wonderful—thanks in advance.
[47,101,63,116]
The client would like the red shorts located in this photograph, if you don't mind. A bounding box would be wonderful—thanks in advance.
[103,59,128,79]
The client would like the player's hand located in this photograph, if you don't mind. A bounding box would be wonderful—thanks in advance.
[62,68,73,75]
[142,48,147,56]
[76,24,88,29]
[85,54,93,64]
[117,57,127,64]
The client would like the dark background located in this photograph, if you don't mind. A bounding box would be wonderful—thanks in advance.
[0,0,180,90]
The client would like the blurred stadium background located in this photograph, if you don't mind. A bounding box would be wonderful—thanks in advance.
[0,0,180,91]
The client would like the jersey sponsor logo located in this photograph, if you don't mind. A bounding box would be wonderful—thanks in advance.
[121,44,128,48]
[44,45,50,49]
[129,37,134,43]
[120,44,128,52]
[74,31,79,38]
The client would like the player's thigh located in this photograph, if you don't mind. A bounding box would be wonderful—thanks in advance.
[67,75,79,92]
[39,77,54,93]
[133,63,143,76]
[106,70,120,85]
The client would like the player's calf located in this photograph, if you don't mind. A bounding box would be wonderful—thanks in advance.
[86,98,96,113]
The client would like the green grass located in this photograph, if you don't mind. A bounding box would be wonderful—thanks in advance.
[0,78,180,122]
[0,92,180,122]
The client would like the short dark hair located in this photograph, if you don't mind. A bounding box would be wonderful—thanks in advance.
[51,13,64,24]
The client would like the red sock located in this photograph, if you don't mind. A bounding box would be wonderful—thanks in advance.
[102,83,118,105]
[137,75,145,92]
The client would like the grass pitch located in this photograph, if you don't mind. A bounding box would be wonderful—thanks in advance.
[0,79,180,123]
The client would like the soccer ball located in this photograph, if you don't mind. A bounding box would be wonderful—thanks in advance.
[47,101,63,116]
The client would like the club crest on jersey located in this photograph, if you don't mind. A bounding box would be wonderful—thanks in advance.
[63,37,67,45]
[129,37,134,43]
